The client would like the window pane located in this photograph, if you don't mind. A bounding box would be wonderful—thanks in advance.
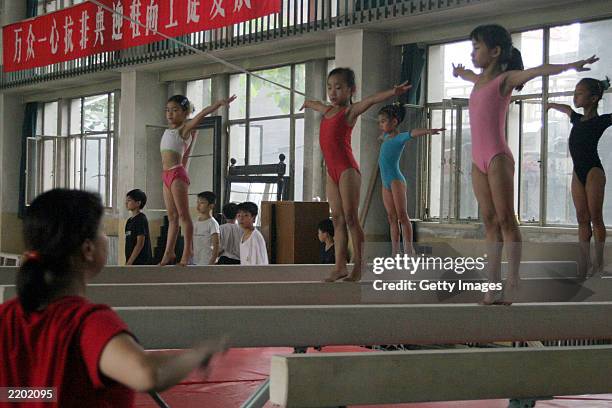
[440,109,454,220]
[429,110,443,218]
[294,64,306,113]
[549,22,612,93]
[85,137,107,203]
[109,137,114,206]
[229,124,246,165]
[69,137,82,189]
[458,106,478,220]
[70,98,81,135]
[250,67,291,118]
[248,119,291,165]
[42,139,55,192]
[427,41,477,102]
[186,78,212,113]
[513,30,543,95]
[546,96,574,225]
[110,93,115,131]
[228,182,278,225]
[84,94,109,132]
[599,94,612,226]
[229,74,247,120]
[519,100,542,222]
[44,102,58,136]
[327,60,336,74]
[36,107,43,136]
[186,127,215,209]
[507,102,520,213]
[46,0,57,13]
[294,118,304,201]
[26,139,38,204]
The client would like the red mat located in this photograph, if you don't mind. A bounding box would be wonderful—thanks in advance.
[133,347,612,408]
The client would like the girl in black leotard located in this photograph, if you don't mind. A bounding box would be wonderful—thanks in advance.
[548,76,611,277]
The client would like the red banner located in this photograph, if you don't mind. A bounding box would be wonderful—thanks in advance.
[3,0,280,72]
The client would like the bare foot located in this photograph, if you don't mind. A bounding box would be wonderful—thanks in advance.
[342,261,363,282]
[479,287,512,306]
[323,269,348,282]
[478,294,512,306]
[588,263,603,278]
[158,253,176,266]
[577,261,590,280]
[505,275,521,291]
[178,251,193,267]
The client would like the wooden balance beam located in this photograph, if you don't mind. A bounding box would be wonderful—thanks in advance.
[2,277,609,306]
[269,345,612,407]
[116,302,612,349]
[0,261,579,285]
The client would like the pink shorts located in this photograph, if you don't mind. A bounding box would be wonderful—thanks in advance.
[162,165,190,189]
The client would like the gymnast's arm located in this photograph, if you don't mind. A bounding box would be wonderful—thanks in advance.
[410,128,445,138]
[346,81,411,125]
[546,103,574,118]
[182,95,237,138]
[99,333,226,392]
[503,55,599,94]
[300,100,330,114]
[452,63,479,83]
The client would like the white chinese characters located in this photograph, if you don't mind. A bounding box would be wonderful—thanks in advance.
[112,1,124,40]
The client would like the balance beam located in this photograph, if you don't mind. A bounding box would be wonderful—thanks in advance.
[0,261,578,285]
[0,264,331,285]
[116,302,612,349]
[2,277,609,306]
[269,346,612,407]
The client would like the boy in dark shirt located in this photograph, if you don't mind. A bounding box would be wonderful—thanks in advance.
[125,189,152,265]
[317,218,335,264]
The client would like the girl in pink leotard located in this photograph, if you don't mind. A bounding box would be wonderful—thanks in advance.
[453,24,598,304]
[159,94,236,266]
[301,68,410,282]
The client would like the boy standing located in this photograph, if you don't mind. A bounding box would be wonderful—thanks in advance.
[125,189,152,265]
[217,203,242,265]
[194,191,220,265]
[237,202,268,265]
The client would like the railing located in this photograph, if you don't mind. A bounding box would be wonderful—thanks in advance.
[0,0,482,89]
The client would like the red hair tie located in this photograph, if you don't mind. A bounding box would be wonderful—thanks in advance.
[23,250,41,262]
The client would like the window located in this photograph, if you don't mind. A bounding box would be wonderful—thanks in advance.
[37,0,57,15]
[26,93,116,207]
[36,0,85,15]
[27,102,60,204]
[228,64,305,200]
[426,20,612,226]
[68,94,115,206]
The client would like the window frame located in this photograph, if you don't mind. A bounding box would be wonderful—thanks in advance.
[227,63,306,200]
[26,92,117,208]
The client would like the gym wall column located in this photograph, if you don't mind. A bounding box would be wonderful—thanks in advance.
[0,1,28,253]
[211,74,229,202]
[335,30,399,240]
[117,70,166,262]
[303,59,327,202]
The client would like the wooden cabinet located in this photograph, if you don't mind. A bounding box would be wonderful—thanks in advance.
[260,201,330,264]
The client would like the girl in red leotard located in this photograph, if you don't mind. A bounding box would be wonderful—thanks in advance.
[301,67,410,282]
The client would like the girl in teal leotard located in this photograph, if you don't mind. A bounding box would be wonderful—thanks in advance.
[378,103,444,255]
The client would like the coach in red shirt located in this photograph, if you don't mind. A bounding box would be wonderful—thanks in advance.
[0,189,223,408]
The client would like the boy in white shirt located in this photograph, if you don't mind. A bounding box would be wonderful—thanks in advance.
[193,191,220,265]
[237,202,268,265]
[217,202,242,264]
